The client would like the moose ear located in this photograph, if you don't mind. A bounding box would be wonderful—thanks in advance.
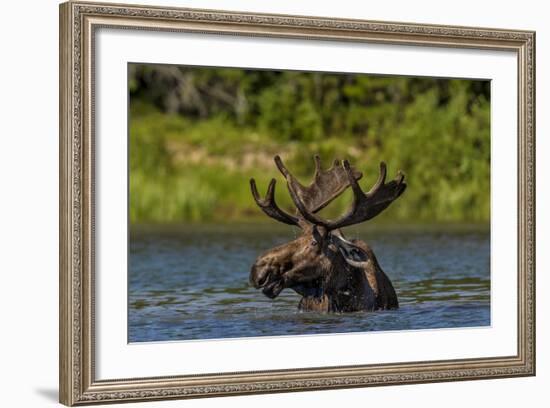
[331,234,370,267]
[341,245,370,268]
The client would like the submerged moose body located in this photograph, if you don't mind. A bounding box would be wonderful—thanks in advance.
[249,155,406,313]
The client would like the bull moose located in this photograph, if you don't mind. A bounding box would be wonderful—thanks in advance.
[249,155,406,313]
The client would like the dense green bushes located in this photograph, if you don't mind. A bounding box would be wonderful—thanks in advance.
[129,65,490,224]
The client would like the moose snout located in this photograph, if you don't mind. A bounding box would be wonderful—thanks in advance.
[249,262,270,288]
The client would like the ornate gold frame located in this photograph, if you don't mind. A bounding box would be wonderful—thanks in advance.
[59,1,536,405]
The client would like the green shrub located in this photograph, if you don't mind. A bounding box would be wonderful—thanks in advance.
[128,67,490,224]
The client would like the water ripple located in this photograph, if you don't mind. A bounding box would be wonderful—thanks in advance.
[129,224,490,342]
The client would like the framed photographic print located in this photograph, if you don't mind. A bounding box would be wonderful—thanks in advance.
[59,1,536,405]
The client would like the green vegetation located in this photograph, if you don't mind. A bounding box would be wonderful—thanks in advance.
[129,65,490,224]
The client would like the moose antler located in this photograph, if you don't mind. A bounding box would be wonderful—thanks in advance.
[286,160,406,230]
[249,178,301,226]
[274,155,362,214]
[250,155,405,230]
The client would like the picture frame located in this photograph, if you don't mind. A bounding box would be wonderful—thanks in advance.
[59,1,535,405]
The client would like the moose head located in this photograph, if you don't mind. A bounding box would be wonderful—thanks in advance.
[249,155,406,312]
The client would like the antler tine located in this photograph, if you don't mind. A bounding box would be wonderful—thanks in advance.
[366,162,387,194]
[250,178,301,226]
[313,155,322,178]
[287,160,406,231]
[274,155,290,177]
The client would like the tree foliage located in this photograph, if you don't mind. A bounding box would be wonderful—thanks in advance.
[129,64,490,224]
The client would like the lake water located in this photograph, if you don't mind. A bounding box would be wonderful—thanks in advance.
[128,224,490,343]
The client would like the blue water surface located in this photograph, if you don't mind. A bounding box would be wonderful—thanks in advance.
[128,224,490,342]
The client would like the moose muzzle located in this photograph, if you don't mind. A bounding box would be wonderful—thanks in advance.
[249,262,285,298]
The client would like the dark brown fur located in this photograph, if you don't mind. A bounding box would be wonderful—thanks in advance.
[249,156,405,313]
[250,226,398,312]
